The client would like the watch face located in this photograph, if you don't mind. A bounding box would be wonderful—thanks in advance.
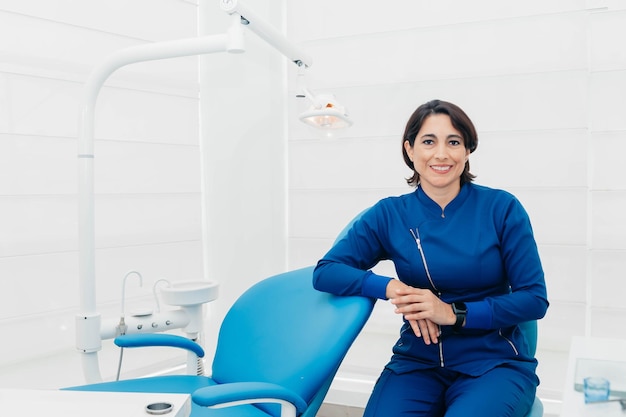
[453,302,467,314]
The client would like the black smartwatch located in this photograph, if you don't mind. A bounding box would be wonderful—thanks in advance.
[451,302,467,332]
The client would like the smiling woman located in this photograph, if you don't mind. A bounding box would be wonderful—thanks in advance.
[313,99,548,417]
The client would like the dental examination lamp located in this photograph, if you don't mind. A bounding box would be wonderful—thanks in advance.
[298,90,353,133]
[76,0,349,384]
[222,0,353,134]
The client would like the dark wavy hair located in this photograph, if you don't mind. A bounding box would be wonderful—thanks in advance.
[402,99,478,187]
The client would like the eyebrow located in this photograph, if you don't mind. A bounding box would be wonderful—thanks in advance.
[420,133,464,140]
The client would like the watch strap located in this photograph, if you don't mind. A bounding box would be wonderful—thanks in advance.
[451,302,467,331]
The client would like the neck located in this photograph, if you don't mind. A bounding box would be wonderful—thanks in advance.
[419,182,462,209]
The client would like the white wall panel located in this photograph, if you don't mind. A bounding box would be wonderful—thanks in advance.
[96,87,198,143]
[0,73,80,137]
[289,188,407,241]
[591,191,626,249]
[289,137,409,190]
[94,194,201,247]
[589,71,626,131]
[540,245,587,304]
[287,238,332,270]
[0,11,196,84]
[0,196,77,257]
[96,141,200,194]
[0,134,75,195]
[288,0,586,41]
[472,129,587,189]
[0,0,197,41]
[0,251,78,319]
[0,11,198,98]
[512,188,587,246]
[591,131,626,190]
[539,301,586,350]
[590,250,626,308]
[295,13,587,90]
[589,10,626,71]
[591,307,626,338]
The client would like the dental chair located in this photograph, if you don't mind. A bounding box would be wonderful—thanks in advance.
[65,266,375,417]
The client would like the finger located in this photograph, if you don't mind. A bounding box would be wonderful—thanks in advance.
[409,319,421,338]
[418,319,432,345]
[395,287,426,297]
[426,320,440,344]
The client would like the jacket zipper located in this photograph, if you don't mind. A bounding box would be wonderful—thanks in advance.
[409,227,444,367]
[498,329,519,355]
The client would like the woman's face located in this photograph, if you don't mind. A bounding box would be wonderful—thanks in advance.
[404,113,470,197]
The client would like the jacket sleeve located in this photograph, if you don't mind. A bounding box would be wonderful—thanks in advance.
[313,205,393,299]
[465,196,549,329]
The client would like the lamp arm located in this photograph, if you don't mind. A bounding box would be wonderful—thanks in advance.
[220,0,313,68]
[297,86,324,109]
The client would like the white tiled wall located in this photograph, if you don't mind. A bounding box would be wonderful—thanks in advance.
[0,0,204,381]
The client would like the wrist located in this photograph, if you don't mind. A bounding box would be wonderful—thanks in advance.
[451,302,467,331]
[385,278,408,299]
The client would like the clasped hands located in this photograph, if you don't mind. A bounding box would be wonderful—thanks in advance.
[386,279,456,345]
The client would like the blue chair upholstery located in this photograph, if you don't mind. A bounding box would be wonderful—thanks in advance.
[65,266,375,417]
[519,320,544,416]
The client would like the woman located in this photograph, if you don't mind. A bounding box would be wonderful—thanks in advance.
[313,99,549,416]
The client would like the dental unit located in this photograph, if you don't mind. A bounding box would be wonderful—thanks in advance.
[76,0,352,384]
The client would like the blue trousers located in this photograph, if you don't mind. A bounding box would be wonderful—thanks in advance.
[363,363,537,417]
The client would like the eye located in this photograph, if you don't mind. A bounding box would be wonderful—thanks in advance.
[449,139,462,146]
[422,139,434,145]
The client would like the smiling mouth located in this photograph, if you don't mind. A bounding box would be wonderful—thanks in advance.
[430,165,452,172]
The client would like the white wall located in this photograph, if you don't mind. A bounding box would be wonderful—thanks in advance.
[0,0,206,387]
[286,0,626,412]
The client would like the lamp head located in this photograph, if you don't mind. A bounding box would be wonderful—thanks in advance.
[299,93,353,136]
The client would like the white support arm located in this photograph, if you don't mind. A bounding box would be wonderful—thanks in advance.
[77,29,241,383]
[220,0,313,68]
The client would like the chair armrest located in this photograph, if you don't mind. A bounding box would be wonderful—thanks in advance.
[114,334,205,358]
[192,382,307,417]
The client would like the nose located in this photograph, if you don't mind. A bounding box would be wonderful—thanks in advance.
[433,142,448,160]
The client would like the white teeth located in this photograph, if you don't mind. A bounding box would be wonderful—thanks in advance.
[431,166,450,171]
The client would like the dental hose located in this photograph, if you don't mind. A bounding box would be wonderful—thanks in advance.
[115,316,128,381]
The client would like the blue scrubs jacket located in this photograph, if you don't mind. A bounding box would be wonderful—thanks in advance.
[313,183,549,377]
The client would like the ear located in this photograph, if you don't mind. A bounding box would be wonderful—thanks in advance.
[403,140,413,161]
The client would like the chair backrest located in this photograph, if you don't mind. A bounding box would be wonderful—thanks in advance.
[519,320,538,357]
[334,208,370,245]
[211,266,374,416]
